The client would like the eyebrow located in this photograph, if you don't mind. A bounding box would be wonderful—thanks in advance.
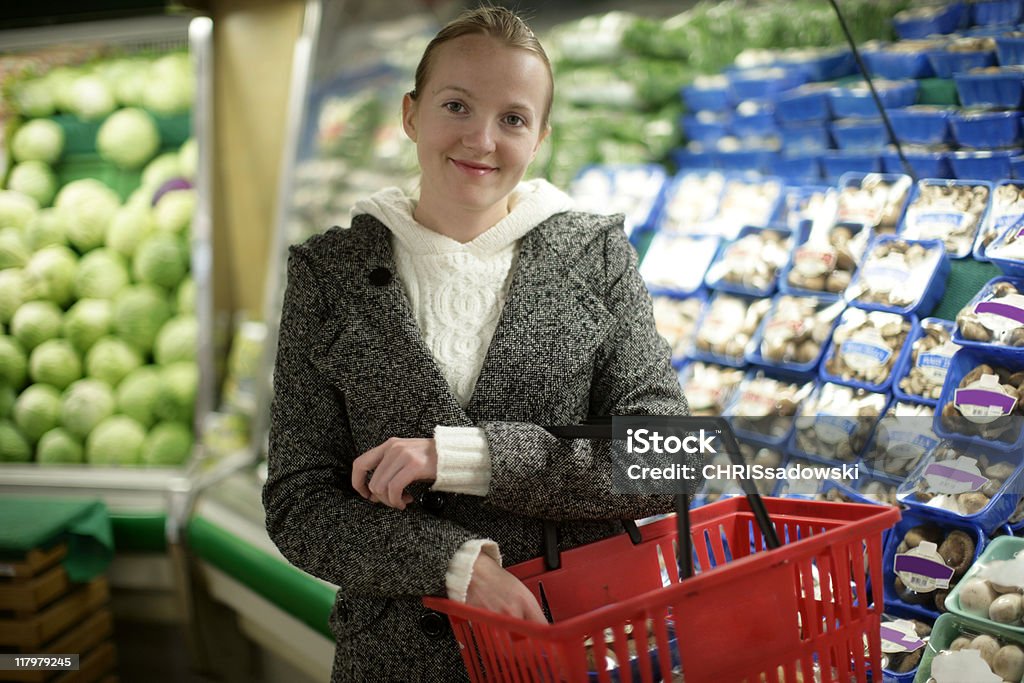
[435,85,536,114]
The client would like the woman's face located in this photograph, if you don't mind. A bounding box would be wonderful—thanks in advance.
[403,34,551,228]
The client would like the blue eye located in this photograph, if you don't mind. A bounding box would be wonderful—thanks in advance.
[504,114,526,127]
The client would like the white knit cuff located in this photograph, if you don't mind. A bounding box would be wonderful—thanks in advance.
[446,539,502,603]
[432,426,492,496]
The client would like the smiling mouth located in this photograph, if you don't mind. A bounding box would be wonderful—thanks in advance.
[450,158,497,175]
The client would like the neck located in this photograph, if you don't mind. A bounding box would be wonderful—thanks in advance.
[413,197,509,244]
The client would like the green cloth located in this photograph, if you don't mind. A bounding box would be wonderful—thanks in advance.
[932,258,1002,321]
[0,497,113,581]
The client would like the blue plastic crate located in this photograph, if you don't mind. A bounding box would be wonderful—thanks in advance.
[681,114,732,146]
[777,49,855,82]
[775,88,831,123]
[639,232,722,298]
[863,47,936,80]
[886,107,953,145]
[881,151,954,179]
[779,122,832,155]
[819,308,917,393]
[951,274,1024,346]
[972,0,1024,26]
[745,292,841,376]
[770,155,824,184]
[927,48,997,78]
[996,33,1024,65]
[668,148,717,171]
[726,65,808,104]
[652,289,708,364]
[779,221,871,297]
[974,179,1024,260]
[892,318,960,407]
[1013,154,1024,178]
[830,118,892,152]
[949,109,1023,148]
[881,511,987,622]
[954,68,1024,107]
[784,380,891,465]
[933,342,1024,453]
[893,3,967,40]
[948,149,1016,180]
[900,178,994,259]
[689,290,770,367]
[713,149,779,174]
[821,152,883,185]
[828,80,919,119]
[985,219,1024,278]
[847,235,951,317]
[878,606,935,683]
[680,82,732,112]
[731,107,777,138]
[897,442,1024,534]
[860,400,941,483]
[724,367,816,447]
[703,224,792,297]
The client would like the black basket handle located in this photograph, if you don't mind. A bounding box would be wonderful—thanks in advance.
[540,417,780,578]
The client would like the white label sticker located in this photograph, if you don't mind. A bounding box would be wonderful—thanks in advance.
[894,541,954,593]
[921,456,989,495]
[917,339,959,385]
[954,374,1018,425]
[880,620,926,654]
[931,649,1002,683]
[840,328,893,374]
[793,244,837,278]
[906,209,969,241]
[861,252,913,295]
[814,413,857,445]
[973,292,1024,335]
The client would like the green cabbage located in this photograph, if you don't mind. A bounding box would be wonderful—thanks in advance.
[7,161,58,207]
[85,415,145,466]
[54,179,121,253]
[85,336,142,386]
[63,299,112,354]
[0,385,16,418]
[10,79,56,118]
[178,138,197,180]
[175,277,195,314]
[143,53,194,114]
[0,228,31,269]
[106,203,155,258]
[115,366,161,427]
[0,270,28,324]
[74,248,129,300]
[60,378,116,438]
[140,153,181,193]
[0,420,31,462]
[13,383,62,442]
[154,315,196,365]
[140,421,192,467]
[97,107,161,170]
[10,120,64,164]
[10,301,63,351]
[133,235,187,289]
[29,339,82,390]
[112,285,171,354]
[68,75,116,121]
[153,190,195,235]
[23,245,78,308]
[153,361,197,423]
[0,336,28,388]
[25,208,67,250]
[37,427,84,465]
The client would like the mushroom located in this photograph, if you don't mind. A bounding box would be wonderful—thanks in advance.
[969,634,1001,667]
[937,530,975,579]
[993,644,1024,682]
[990,594,1024,625]
[959,578,998,618]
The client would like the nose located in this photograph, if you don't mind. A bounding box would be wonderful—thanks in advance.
[462,119,496,154]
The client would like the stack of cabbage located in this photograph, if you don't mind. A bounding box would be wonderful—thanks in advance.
[0,52,198,468]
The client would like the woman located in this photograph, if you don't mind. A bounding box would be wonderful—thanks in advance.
[264,6,689,681]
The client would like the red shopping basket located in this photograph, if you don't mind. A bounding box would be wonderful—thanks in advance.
[423,497,899,683]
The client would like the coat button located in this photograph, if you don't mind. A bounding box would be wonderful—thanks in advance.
[421,491,447,513]
[419,610,447,639]
[368,267,392,286]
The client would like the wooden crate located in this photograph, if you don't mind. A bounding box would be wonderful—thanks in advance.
[0,578,109,649]
[0,546,66,581]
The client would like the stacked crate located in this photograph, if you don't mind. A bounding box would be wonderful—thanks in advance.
[0,544,116,683]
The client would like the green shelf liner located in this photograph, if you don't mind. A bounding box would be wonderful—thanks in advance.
[187,516,336,640]
[0,497,113,582]
[915,78,959,106]
[111,512,167,552]
[931,257,1002,321]
[52,111,191,158]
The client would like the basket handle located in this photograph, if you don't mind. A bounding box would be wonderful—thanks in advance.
[540,417,781,579]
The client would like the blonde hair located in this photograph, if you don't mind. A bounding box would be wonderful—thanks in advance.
[410,6,554,127]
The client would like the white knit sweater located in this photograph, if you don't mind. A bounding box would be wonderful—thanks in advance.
[352,179,574,601]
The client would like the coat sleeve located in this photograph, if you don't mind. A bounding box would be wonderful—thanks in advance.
[480,222,689,521]
[263,247,486,598]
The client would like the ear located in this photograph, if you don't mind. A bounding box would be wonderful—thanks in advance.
[402,92,418,143]
[531,123,551,160]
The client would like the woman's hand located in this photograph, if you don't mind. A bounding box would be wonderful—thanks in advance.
[466,553,547,624]
[351,437,438,509]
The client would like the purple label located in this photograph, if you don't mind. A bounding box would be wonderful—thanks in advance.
[880,625,925,653]
[954,388,1017,414]
[923,462,989,492]
[975,300,1024,325]
[894,555,955,582]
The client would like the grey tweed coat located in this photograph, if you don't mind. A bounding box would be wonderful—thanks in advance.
[263,210,689,682]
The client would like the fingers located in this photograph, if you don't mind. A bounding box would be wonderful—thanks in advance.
[351,440,389,498]
[354,438,437,509]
